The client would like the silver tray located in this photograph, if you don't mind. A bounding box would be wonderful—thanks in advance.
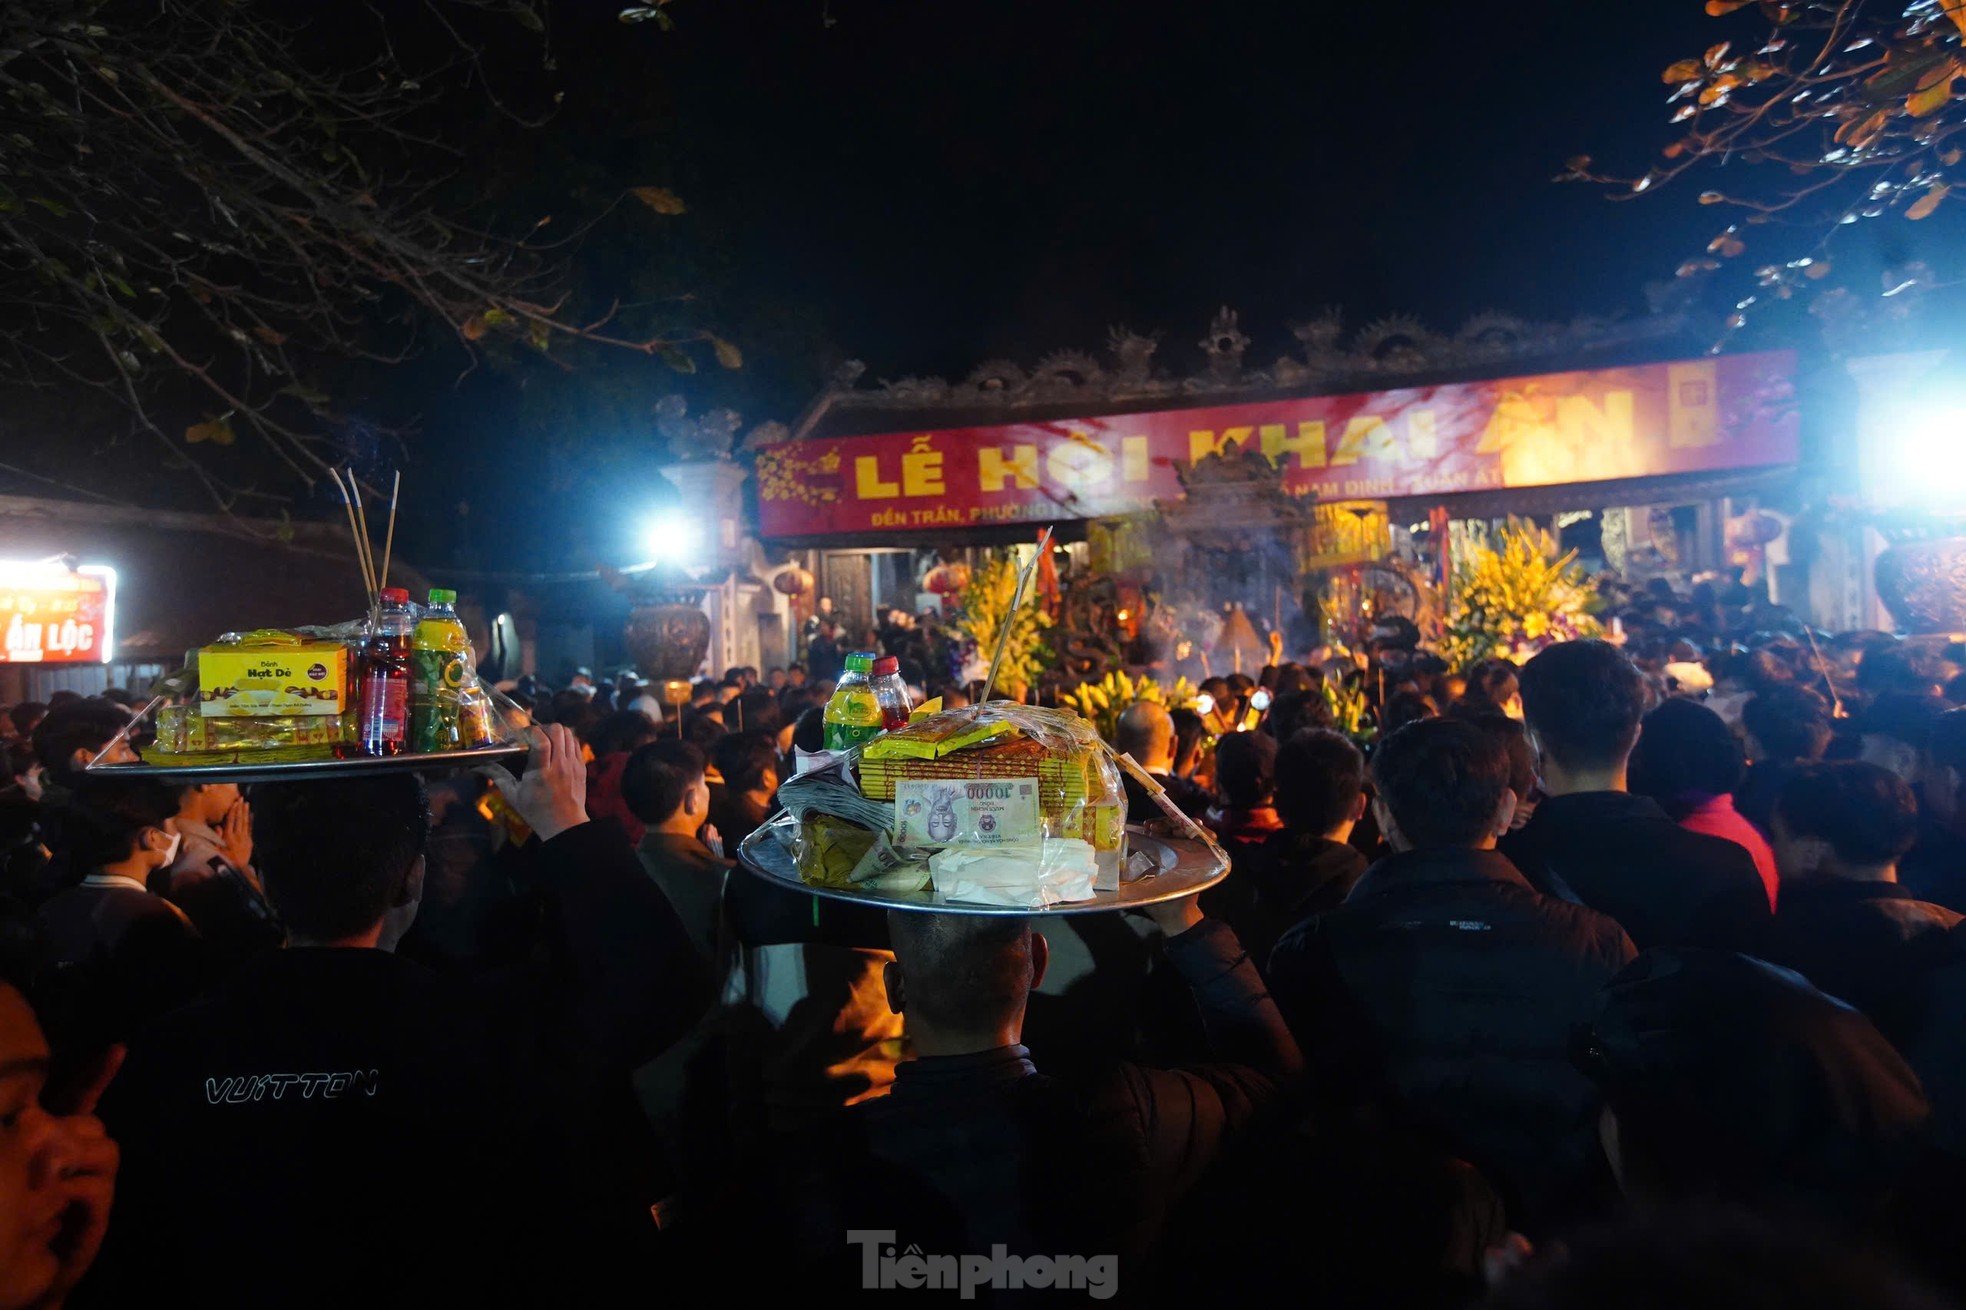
[736,824,1229,917]
[85,743,527,784]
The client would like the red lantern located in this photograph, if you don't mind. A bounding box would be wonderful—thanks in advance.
[924,562,971,608]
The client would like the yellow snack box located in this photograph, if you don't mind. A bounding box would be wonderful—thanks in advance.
[197,635,350,718]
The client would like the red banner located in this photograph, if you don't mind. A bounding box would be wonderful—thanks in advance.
[756,352,1798,538]
[0,564,115,664]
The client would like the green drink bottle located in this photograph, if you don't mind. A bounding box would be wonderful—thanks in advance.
[412,588,470,753]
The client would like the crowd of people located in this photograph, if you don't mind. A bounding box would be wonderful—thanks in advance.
[4,591,1966,1304]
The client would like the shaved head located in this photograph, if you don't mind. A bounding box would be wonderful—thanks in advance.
[886,911,1041,1041]
[1115,701,1176,771]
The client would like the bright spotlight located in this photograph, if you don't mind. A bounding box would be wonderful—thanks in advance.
[1874,406,1966,508]
[643,516,700,567]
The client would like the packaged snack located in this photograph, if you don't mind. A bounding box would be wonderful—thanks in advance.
[196,632,350,718]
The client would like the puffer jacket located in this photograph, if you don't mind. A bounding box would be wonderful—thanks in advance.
[1268,846,1636,1229]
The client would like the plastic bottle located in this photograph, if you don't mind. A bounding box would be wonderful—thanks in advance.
[823,652,884,751]
[411,588,470,753]
[360,588,414,756]
[867,654,912,731]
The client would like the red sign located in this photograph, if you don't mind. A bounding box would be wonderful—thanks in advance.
[756,352,1799,538]
[0,564,116,664]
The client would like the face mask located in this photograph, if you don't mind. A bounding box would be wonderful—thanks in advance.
[156,829,182,867]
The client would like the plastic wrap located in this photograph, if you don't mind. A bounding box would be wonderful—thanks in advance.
[776,702,1148,908]
[138,615,527,766]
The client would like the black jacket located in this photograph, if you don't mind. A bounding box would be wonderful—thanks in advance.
[1268,847,1636,1227]
[1765,879,1962,1016]
[1500,791,1771,953]
[95,820,713,1306]
[1900,818,1966,914]
[34,878,209,1046]
[1200,831,1366,974]
[753,918,1300,1292]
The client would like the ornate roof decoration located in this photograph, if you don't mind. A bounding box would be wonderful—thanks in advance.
[803,305,1687,418]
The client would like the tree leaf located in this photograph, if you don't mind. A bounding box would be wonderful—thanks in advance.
[1662,59,1703,83]
[1908,183,1949,220]
[655,342,697,373]
[527,318,551,351]
[1707,233,1747,257]
[1704,42,1731,69]
[461,315,488,342]
[481,307,514,328]
[1946,0,1966,40]
[1705,0,1753,13]
[1804,258,1832,278]
[1835,107,1891,151]
[710,335,743,369]
[509,4,545,32]
[251,324,288,346]
[630,186,687,215]
[1908,64,1957,119]
[185,416,235,446]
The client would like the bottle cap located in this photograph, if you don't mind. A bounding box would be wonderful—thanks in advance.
[844,652,875,674]
[380,587,410,604]
[871,656,900,677]
[428,588,457,605]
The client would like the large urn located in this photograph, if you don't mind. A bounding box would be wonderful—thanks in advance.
[1876,534,1966,634]
[624,600,712,681]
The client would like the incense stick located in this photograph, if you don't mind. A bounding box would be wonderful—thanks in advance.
[981,526,1052,704]
[348,468,378,599]
[331,470,376,599]
[1801,623,1846,719]
[379,469,400,594]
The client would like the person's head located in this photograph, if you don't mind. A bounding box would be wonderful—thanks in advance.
[252,775,429,948]
[60,777,180,876]
[681,709,727,751]
[817,596,834,616]
[588,709,659,759]
[1519,640,1651,787]
[1922,707,1966,832]
[1168,707,1205,777]
[1771,762,1919,883]
[732,687,783,738]
[942,686,972,710]
[1264,688,1335,743]
[1213,731,1277,811]
[1370,717,1515,852]
[0,956,112,1309]
[620,740,710,831]
[1857,645,1935,699]
[6,704,43,741]
[1741,684,1834,764]
[1465,712,1540,829]
[712,730,779,798]
[791,704,826,756]
[1856,693,1944,785]
[1577,949,1928,1221]
[1274,729,1367,840]
[1381,690,1439,735]
[1458,658,1521,717]
[42,693,79,712]
[30,701,136,787]
[767,667,787,690]
[1628,699,1745,820]
[883,911,1047,1056]
[173,781,242,830]
[716,679,742,704]
[786,663,807,687]
[1114,701,1176,773]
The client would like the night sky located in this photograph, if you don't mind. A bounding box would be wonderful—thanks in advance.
[598,0,1732,392]
[401,0,1781,570]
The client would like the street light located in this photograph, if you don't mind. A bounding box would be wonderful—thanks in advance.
[643,515,701,568]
